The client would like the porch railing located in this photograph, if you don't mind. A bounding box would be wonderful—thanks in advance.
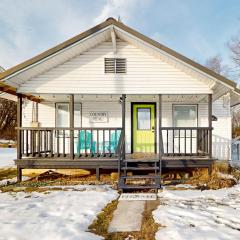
[17,127,122,159]
[161,127,213,156]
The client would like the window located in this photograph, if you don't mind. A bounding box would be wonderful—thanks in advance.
[56,103,82,128]
[173,105,197,128]
[137,108,151,130]
[173,105,197,137]
[56,103,69,128]
[104,58,126,73]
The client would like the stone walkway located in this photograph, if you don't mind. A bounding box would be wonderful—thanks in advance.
[108,200,145,232]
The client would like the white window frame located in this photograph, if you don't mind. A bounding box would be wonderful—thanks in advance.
[55,103,82,136]
[173,104,198,137]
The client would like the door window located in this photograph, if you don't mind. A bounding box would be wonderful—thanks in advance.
[137,108,151,130]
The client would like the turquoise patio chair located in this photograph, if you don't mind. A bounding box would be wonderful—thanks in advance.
[77,130,96,155]
[107,130,121,154]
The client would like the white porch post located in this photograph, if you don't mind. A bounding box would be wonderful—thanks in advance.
[158,94,162,185]
[208,94,212,158]
[17,94,23,182]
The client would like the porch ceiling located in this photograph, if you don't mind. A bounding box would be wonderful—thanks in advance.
[0,92,17,102]
[33,94,209,103]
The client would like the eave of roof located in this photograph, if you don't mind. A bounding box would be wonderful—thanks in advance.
[0,82,41,102]
[0,17,237,90]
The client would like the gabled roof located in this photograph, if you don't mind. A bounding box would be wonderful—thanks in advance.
[0,17,238,92]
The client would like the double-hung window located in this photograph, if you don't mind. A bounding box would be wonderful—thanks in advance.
[173,105,197,137]
[56,103,82,135]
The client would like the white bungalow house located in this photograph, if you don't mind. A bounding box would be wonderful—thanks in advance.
[1,17,240,190]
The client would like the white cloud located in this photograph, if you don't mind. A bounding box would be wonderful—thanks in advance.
[0,0,147,69]
[94,0,146,24]
[0,0,98,69]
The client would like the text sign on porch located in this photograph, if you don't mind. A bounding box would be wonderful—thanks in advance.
[89,112,108,123]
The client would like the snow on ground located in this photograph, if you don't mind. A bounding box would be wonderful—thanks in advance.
[0,176,30,187]
[0,148,16,167]
[0,185,118,240]
[154,184,240,240]
[0,139,15,144]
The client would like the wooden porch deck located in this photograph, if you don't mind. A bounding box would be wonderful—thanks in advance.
[15,154,215,172]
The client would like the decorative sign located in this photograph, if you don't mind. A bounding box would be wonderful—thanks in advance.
[89,112,108,123]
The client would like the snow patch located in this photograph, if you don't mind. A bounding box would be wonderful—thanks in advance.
[173,184,197,189]
[217,172,238,182]
[0,185,118,240]
[154,184,240,240]
[0,148,16,167]
[0,176,30,187]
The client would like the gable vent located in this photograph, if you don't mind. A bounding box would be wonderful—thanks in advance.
[105,58,126,74]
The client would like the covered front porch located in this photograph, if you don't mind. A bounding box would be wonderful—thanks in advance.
[15,93,214,188]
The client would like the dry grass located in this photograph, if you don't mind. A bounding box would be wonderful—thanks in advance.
[89,200,161,240]
[1,160,239,193]
[22,169,91,178]
[213,161,230,174]
[185,161,237,190]
[162,161,239,190]
[230,167,240,181]
[0,169,117,193]
[0,168,17,181]
[0,143,16,148]
[89,200,118,238]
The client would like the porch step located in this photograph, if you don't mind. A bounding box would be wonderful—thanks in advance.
[121,167,159,171]
[119,174,161,191]
[124,159,159,163]
[118,184,161,190]
[121,175,160,179]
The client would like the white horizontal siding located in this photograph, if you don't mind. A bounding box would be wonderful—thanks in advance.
[22,95,231,159]
[22,101,55,127]
[82,102,121,128]
[212,95,231,160]
[19,41,211,94]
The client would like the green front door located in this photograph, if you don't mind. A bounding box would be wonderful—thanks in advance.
[132,103,155,153]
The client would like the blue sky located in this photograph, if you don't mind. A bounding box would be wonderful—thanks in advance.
[0,0,239,77]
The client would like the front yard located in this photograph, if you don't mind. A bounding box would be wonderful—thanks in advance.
[0,184,118,240]
[0,148,240,240]
[154,184,240,240]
